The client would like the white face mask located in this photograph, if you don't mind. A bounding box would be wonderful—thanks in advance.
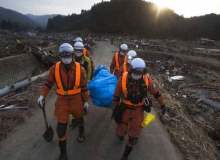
[131,73,142,80]
[61,57,72,64]
[128,56,132,64]
[119,51,126,55]
[75,51,83,57]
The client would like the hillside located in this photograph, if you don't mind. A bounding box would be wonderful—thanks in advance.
[0,7,36,29]
[26,14,59,28]
[47,0,220,40]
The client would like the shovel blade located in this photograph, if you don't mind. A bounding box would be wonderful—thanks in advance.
[43,126,54,142]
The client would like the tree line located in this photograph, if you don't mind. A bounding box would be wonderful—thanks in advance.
[46,0,219,40]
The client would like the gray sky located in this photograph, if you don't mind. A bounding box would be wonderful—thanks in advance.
[0,0,104,15]
[0,0,219,17]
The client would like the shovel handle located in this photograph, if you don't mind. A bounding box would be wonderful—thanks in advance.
[41,105,49,129]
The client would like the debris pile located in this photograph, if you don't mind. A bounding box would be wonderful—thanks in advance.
[140,39,220,160]
[0,79,44,141]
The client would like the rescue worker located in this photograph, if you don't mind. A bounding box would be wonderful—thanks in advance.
[83,43,92,57]
[37,43,89,160]
[73,36,91,57]
[69,40,94,129]
[119,50,137,77]
[73,37,83,43]
[110,43,128,78]
[74,37,94,72]
[73,41,93,80]
[112,58,167,160]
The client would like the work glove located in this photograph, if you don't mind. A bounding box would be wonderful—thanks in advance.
[143,98,152,113]
[37,95,45,108]
[161,105,166,115]
[84,102,89,113]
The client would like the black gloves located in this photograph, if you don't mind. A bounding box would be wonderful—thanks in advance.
[143,98,152,113]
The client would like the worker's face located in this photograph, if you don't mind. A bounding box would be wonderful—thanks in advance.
[127,56,133,64]
[75,50,83,57]
[119,50,127,56]
[61,56,72,64]
[131,69,143,80]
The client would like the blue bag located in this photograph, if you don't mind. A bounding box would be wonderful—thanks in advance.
[88,65,117,107]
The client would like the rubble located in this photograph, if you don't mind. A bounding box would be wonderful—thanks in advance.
[0,71,48,97]
[138,39,220,160]
[0,79,44,141]
[0,105,28,111]
[0,31,219,159]
[0,29,59,142]
[168,75,185,82]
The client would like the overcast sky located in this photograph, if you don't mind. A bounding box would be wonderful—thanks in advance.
[0,0,219,17]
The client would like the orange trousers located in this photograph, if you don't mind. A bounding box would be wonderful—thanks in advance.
[54,94,84,124]
[116,107,144,138]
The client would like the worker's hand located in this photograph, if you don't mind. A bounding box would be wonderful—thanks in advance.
[161,105,166,115]
[37,95,45,108]
[84,102,89,113]
[143,98,152,113]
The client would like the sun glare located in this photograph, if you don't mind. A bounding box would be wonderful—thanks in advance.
[148,0,218,17]
[153,0,169,9]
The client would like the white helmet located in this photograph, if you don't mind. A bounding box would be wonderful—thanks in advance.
[120,43,128,51]
[119,44,128,55]
[74,37,83,42]
[127,50,137,64]
[74,41,84,50]
[131,58,146,70]
[59,43,73,56]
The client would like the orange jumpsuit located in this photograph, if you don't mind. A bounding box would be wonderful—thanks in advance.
[113,73,164,138]
[110,51,126,78]
[41,62,89,124]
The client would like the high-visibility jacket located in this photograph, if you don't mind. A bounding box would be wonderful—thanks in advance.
[55,61,81,96]
[122,56,128,73]
[113,52,127,74]
[114,52,120,72]
[121,72,149,107]
[74,56,93,80]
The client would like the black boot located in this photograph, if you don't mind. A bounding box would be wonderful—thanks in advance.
[58,141,68,160]
[120,145,133,160]
[70,118,79,129]
[77,118,85,143]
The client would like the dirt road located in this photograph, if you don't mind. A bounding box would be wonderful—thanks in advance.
[0,41,182,160]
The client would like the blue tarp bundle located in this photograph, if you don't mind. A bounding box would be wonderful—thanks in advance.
[88,65,117,107]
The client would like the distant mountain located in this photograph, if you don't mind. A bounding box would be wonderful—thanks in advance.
[26,14,59,28]
[0,7,36,29]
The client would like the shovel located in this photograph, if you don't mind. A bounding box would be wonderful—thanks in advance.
[41,104,54,142]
